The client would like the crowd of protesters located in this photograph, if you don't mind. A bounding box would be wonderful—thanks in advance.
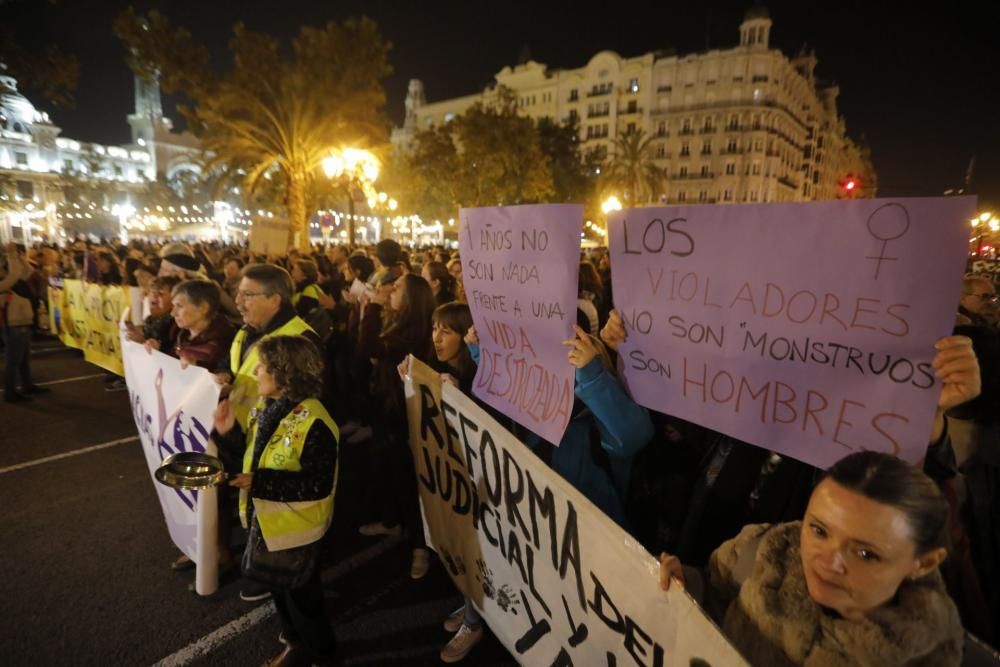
[2,234,998,666]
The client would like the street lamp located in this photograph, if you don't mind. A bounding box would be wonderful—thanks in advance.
[112,200,136,244]
[601,195,623,215]
[323,148,380,245]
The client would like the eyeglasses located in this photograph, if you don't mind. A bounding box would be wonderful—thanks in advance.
[236,290,271,300]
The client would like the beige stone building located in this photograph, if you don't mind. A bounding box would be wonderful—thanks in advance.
[392,7,875,205]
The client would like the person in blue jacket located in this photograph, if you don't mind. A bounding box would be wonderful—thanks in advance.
[438,322,654,663]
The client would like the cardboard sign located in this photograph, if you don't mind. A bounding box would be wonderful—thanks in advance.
[459,205,582,444]
[248,218,290,256]
[608,197,975,468]
[404,357,747,666]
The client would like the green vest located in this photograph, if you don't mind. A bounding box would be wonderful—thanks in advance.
[292,284,322,307]
[228,316,314,429]
[240,398,340,551]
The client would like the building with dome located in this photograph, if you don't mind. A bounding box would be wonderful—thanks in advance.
[0,64,201,241]
[392,7,875,206]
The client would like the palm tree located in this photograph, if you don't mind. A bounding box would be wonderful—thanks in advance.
[115,12,391,250]
[603,129,665,206]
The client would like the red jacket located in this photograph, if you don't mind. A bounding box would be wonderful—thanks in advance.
[172,314,237,369]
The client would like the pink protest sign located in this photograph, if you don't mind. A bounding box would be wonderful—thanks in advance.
[459,204,582,444]
[609,197,975,469]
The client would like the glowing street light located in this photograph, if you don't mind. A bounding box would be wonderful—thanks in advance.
[112,200,136,244]
[601,195,623,214]
[323,147,381,244]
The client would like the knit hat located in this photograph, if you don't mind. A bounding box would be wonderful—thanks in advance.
[161,253,202,274]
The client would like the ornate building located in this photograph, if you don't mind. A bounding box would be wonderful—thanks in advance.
[393,7,875,206]
[0,65,201,241]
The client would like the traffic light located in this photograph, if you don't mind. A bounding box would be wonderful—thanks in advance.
[840,175,861,198]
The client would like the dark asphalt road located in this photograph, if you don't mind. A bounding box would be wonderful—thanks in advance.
[0,339,519,666]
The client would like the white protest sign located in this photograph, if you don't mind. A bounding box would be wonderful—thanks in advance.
[405,357,746,666]
[249,218,290,256]
[122,337,221,595]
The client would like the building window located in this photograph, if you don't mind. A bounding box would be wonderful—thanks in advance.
[627,100,637,113]
[587,126,594,139]
[63,159,74,171]
[569,89,578,102]
[700,165,710,177]
[728,114,738,130]
[15,152,28,166]
[677,191,687,202]
[699,191,708,202]
[629,78,639,93]
[703,118,714,131]
[657,121,667,136]
[727,139,738,153]
[723,189,733,201]
[701,140,712,155]
[754,140,763,152]
[16,180,33,198]
[752,115,761,130]
[682,119,691,133]
[568,109,578,123]
[725,163,735,175]
[752,162,761,175]
[679,166,688,177]
[750,190,759,202]
[656,144,666,158]
[627,122,636,134]
[114,165,123,177]
[680,142,690,157]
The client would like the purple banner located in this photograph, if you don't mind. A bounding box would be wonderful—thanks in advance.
[459,204,582,444]
[609,197,975,468]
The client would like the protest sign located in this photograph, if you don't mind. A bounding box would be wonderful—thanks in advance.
[404,357,747,666]
[249,218,289,256]
[458,205,581,444]
[122,337,221,595]
[609,197,975,468]
[47,279,128,374]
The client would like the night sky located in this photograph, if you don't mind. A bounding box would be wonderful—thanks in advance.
[5,0,999,207]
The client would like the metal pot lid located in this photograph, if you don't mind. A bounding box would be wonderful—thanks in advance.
[155,452,226,490]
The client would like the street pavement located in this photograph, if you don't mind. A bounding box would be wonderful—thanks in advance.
[0,338,518,666]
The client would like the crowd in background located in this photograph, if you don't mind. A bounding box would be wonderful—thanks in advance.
[1,234,998,666]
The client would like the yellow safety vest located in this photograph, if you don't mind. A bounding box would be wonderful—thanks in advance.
[240,398,340,551]
[292,284,322,307]
[228,316,314,429]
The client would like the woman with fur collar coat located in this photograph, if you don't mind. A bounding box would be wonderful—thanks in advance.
[663,453,965,666]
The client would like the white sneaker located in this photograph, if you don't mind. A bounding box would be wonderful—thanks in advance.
[410,548,430,579]
[443,605,465,633]
[440,624,483,663]
[358,522,402,537]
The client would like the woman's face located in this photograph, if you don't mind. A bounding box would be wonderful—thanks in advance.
[448,262,462,280]
[389,275,406,311]
[291,264,306,283]
[432,321,463,365]
[799,479,944,620]
[254,361,280,398]
[422,265,439,294]
[148,287,173,317]
[171,293,211,332]
[223,261,241,281]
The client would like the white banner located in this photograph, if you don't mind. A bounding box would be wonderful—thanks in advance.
[122,336,222,595]
[404,357,746,666]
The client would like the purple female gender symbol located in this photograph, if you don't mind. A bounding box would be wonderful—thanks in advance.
[865,203,910,280]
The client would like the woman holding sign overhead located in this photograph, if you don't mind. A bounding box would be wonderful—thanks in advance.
[657,335,983,666]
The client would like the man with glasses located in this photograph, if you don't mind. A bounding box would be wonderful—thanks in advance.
[959,275,998,327]
[215,264,319,430]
